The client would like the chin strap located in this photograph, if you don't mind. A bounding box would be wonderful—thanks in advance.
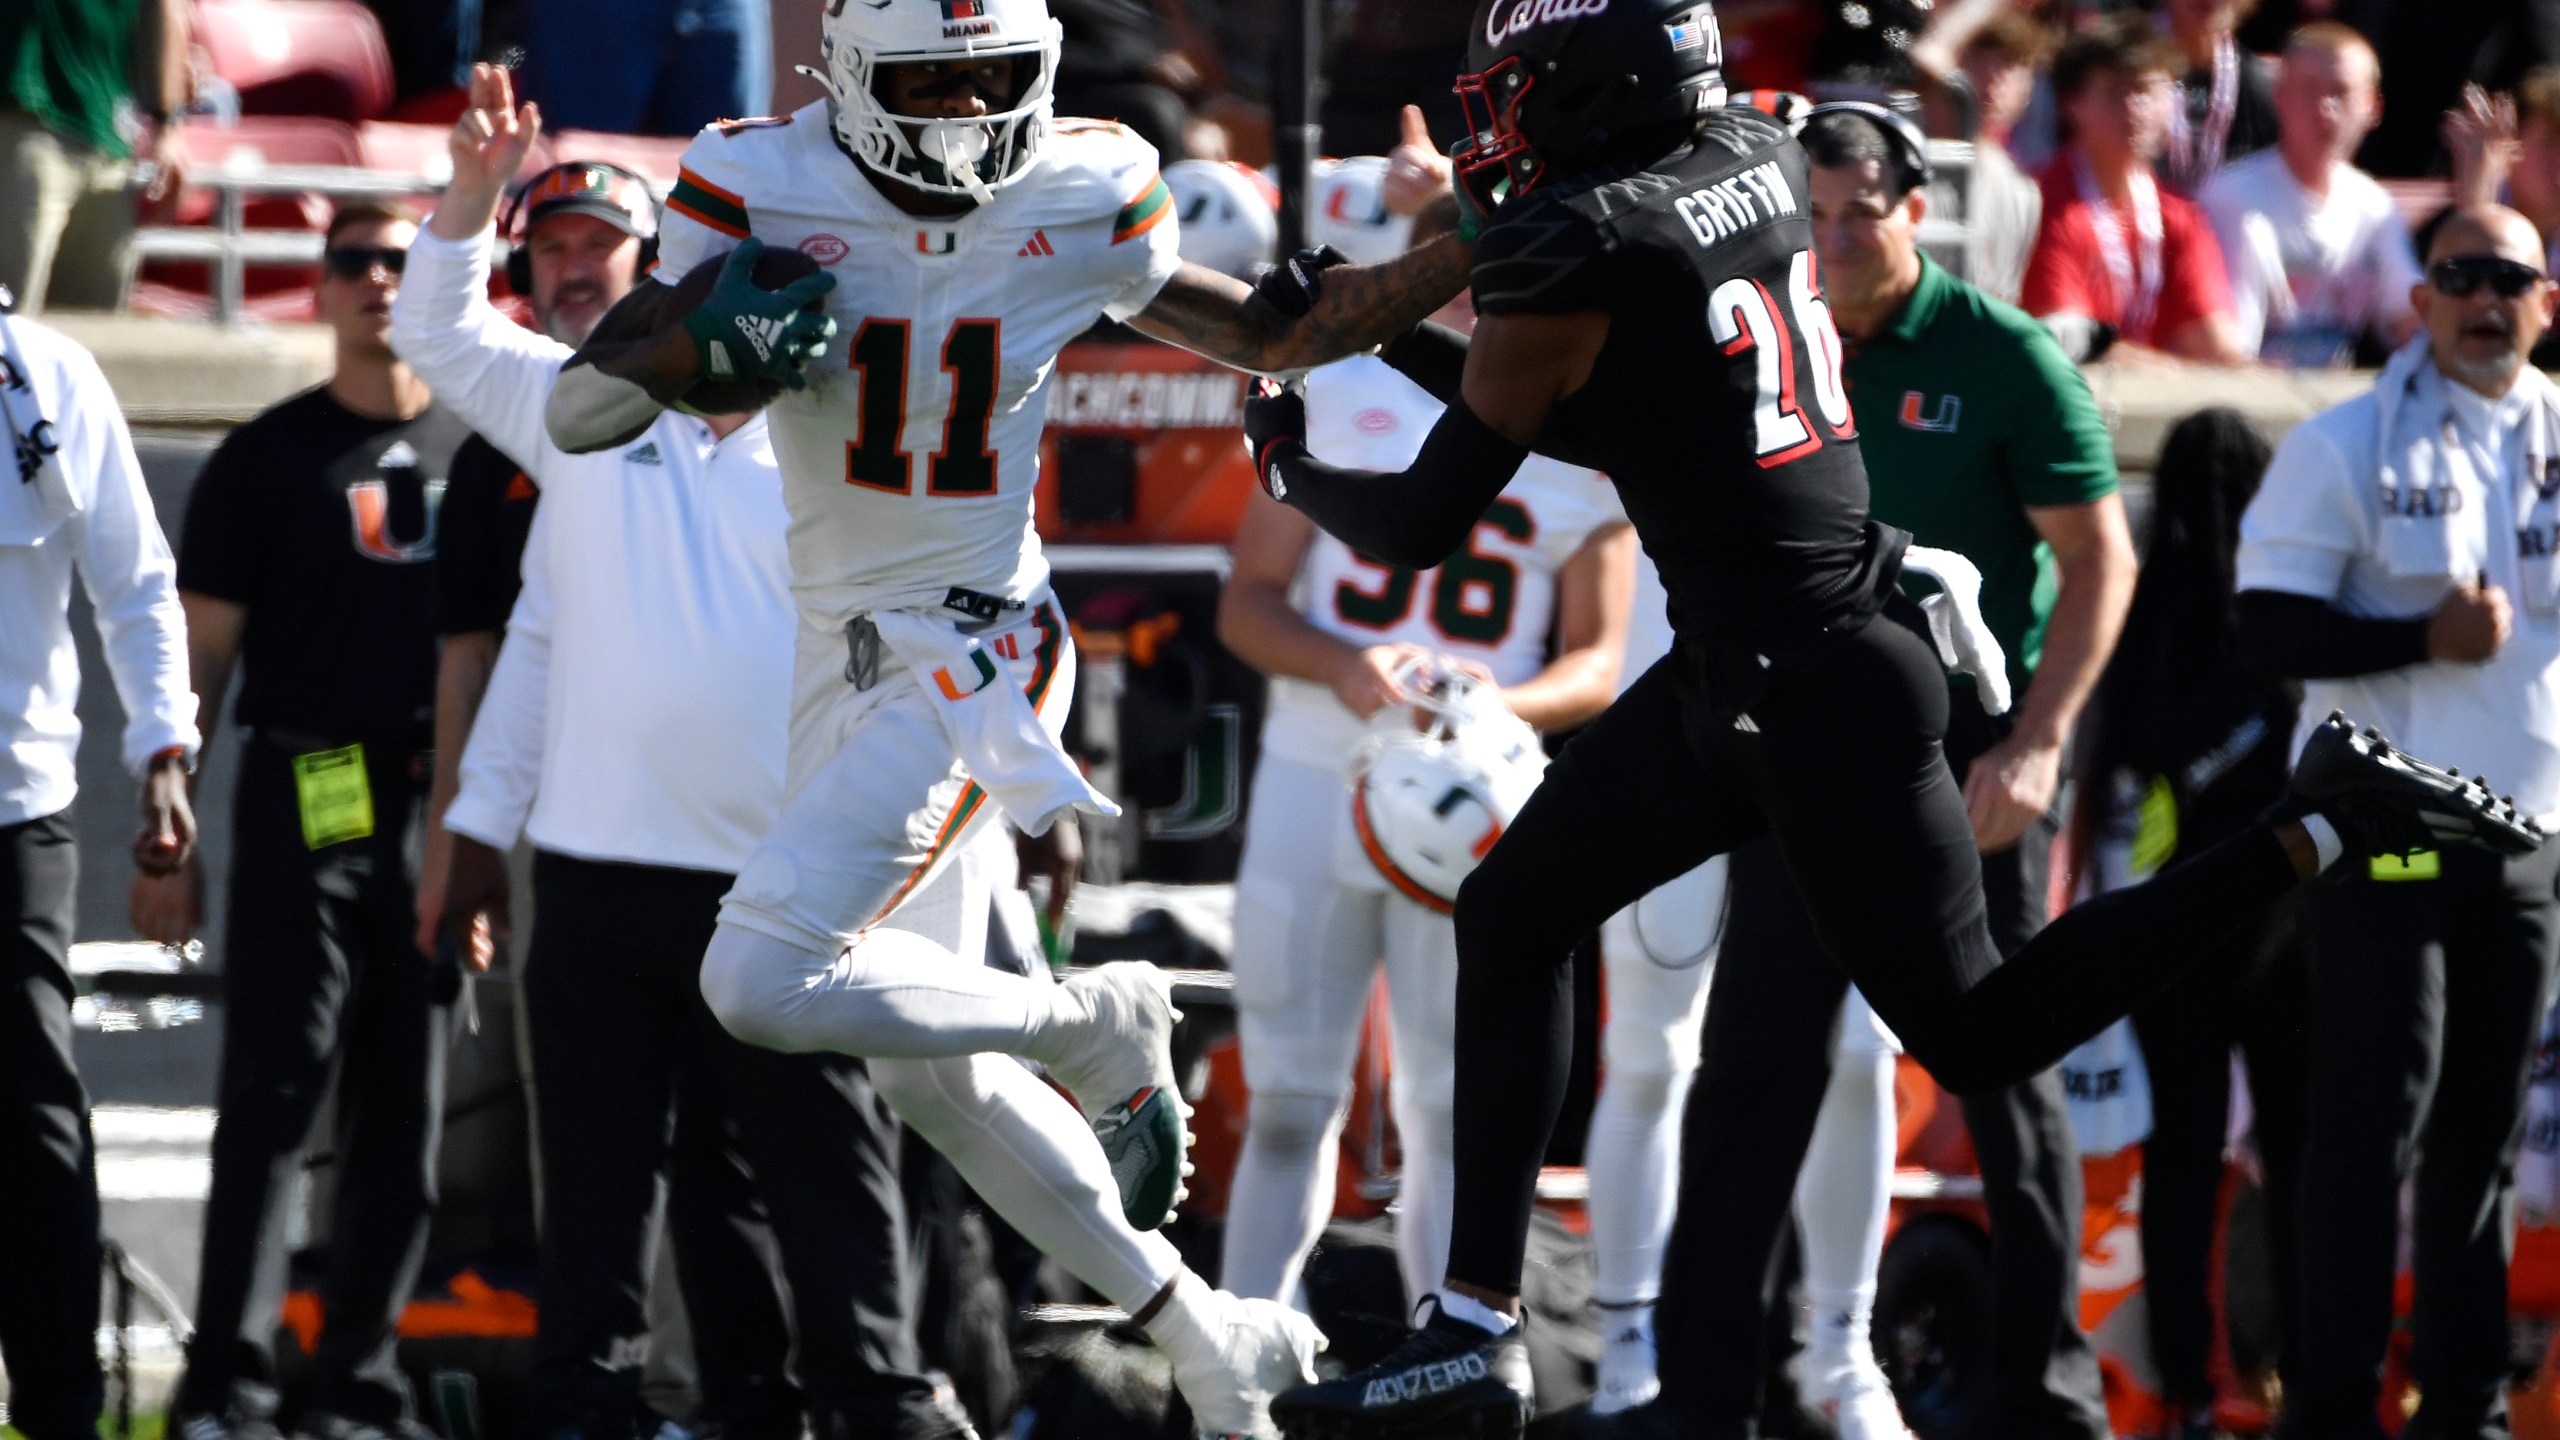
[805,69,1001,205]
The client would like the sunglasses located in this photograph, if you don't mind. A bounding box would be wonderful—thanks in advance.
[2429,256,2546,299]
[322,246,407,280]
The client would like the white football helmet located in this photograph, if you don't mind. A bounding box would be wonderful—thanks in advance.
[1350,664,1548,912]
[809,0,1062,203]
[1164,160,1279,280]
[1309,156,1414,265]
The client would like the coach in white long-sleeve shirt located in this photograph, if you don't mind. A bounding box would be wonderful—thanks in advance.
[389,68,969,1440]
[0,310,197,1440]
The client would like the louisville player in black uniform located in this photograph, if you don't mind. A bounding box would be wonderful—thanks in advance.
[1240,2,2543,1436]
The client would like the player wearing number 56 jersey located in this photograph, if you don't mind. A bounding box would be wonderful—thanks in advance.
[537,0,1489,1431]
[1244,1,2541,1435]
[1219,336,1634,1321]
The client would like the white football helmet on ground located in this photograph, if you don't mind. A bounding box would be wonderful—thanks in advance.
[1350,663,1547,912]
[1164,159,1280,280]
[809,0,1062,202]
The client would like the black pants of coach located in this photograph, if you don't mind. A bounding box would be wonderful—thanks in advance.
[180,737,449,1426]
[524,851,935,1437]
[2279,843,2560,1440]
[0,810,101,1440]
[2132,892,2308,1416]
[1664,702,2110,1440]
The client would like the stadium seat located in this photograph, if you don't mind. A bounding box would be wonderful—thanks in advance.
[194,0,397,122]
[168,115,365,230]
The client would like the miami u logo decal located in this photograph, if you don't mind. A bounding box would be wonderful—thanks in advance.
[932,650,999,700]
[1898,392,1960,433]
[345,479,444,563]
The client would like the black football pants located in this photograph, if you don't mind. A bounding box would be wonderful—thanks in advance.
[523,851,937,1437]
[1662,700,2110,1440]
[2279,843,2560,1440]
[180,736,448,1426]
[0,809,100,1440]
[1442,601,2302,1314]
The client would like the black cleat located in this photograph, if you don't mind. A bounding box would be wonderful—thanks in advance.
[1272,1298,1534,1440]
[2285,712,2545,862]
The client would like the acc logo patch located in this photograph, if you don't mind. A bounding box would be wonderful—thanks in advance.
[798,233,850,265]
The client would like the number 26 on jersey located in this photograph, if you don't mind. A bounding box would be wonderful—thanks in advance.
[1711,249,1854,467]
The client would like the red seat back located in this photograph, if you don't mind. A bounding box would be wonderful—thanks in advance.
[195,0,397,121]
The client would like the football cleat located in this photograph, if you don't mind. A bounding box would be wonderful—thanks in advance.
[1589,1307,1659,1416]
[1799,1346,1912,1440]
[2284,712,2546,863]
[1043,961,1191,1229]
[1271,1298,1533,1440]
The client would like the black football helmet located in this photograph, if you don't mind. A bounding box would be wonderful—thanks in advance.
[1455,0,1727,210]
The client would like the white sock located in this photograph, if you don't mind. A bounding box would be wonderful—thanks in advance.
[701,921,1066,1059]
[1388,1076,1457,1315]
[1434,1287,1517,1336]
[1796,1046,1893,1370]
[1219,1090,1346,1303]
[871,1051,1180,1311]
[2300,811,2346,873]
[1584,1065,1691,1312]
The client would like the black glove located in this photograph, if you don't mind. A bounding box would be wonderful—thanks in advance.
[1242,378,1306,501]
[1251,244,1354,319]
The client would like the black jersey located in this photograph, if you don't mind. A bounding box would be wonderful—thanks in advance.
[1471,107,1900,666]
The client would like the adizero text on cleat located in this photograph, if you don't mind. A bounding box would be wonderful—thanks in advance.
[1271,1298,1533,1440]
[1043,961,1190,1229]
[2286,712,2546,861]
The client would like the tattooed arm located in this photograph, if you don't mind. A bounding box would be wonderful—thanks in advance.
[1125,234,1473,373]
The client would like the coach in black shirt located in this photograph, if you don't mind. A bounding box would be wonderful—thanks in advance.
[140,199,467,1440]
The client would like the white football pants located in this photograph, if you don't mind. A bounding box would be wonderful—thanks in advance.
[698,604,1182,1312]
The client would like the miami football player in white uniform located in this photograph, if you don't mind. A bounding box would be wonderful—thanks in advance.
[534,0,1471,1432]
[1216,198,1641,1318]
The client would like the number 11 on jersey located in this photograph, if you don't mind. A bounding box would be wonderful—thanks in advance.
[844,317,1003,496]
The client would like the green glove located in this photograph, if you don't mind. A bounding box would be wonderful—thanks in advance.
[1448,138,1501,244]
[681,237,840,392]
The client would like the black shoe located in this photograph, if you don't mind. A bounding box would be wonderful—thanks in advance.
[1270,1298,1533,1439]
[2283,712,2545,863]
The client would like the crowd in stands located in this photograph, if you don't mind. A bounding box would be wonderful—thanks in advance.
[6,0,2560,348]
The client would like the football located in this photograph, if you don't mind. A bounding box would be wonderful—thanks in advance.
[661,244,830,415]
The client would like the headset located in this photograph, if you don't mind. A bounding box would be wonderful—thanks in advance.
[1801,99,1934,197]
[499,159,660,297]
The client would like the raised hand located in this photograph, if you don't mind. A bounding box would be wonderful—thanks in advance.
[1382,105,1453,217]
[434,62,543,239]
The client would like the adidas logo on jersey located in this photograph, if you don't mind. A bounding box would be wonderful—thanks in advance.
[733,314,787,364]
[1018,230,1056,258]
[626,442,663,466]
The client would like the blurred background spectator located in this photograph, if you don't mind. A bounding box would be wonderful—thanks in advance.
[519,0,768,137]
[2022,17,2251,364]
[2358,0,2560,178]
[1052,0,1202,163]
[2159,0,2279,194]
[154,201,464,1440]
[1959,11,2057,302]
[357,0,483,109]
[2199,23,2419,366]
[1318,0,1471,161]
[0,0,188,313]
[2078,407,2308,1440]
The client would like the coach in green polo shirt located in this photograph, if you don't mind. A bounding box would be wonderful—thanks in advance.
[1715,104,2140,1440]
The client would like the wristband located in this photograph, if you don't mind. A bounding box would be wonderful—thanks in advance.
[150,744,195,775]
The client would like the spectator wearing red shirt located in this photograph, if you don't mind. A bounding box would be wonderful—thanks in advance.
[2022,18,2251,366]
